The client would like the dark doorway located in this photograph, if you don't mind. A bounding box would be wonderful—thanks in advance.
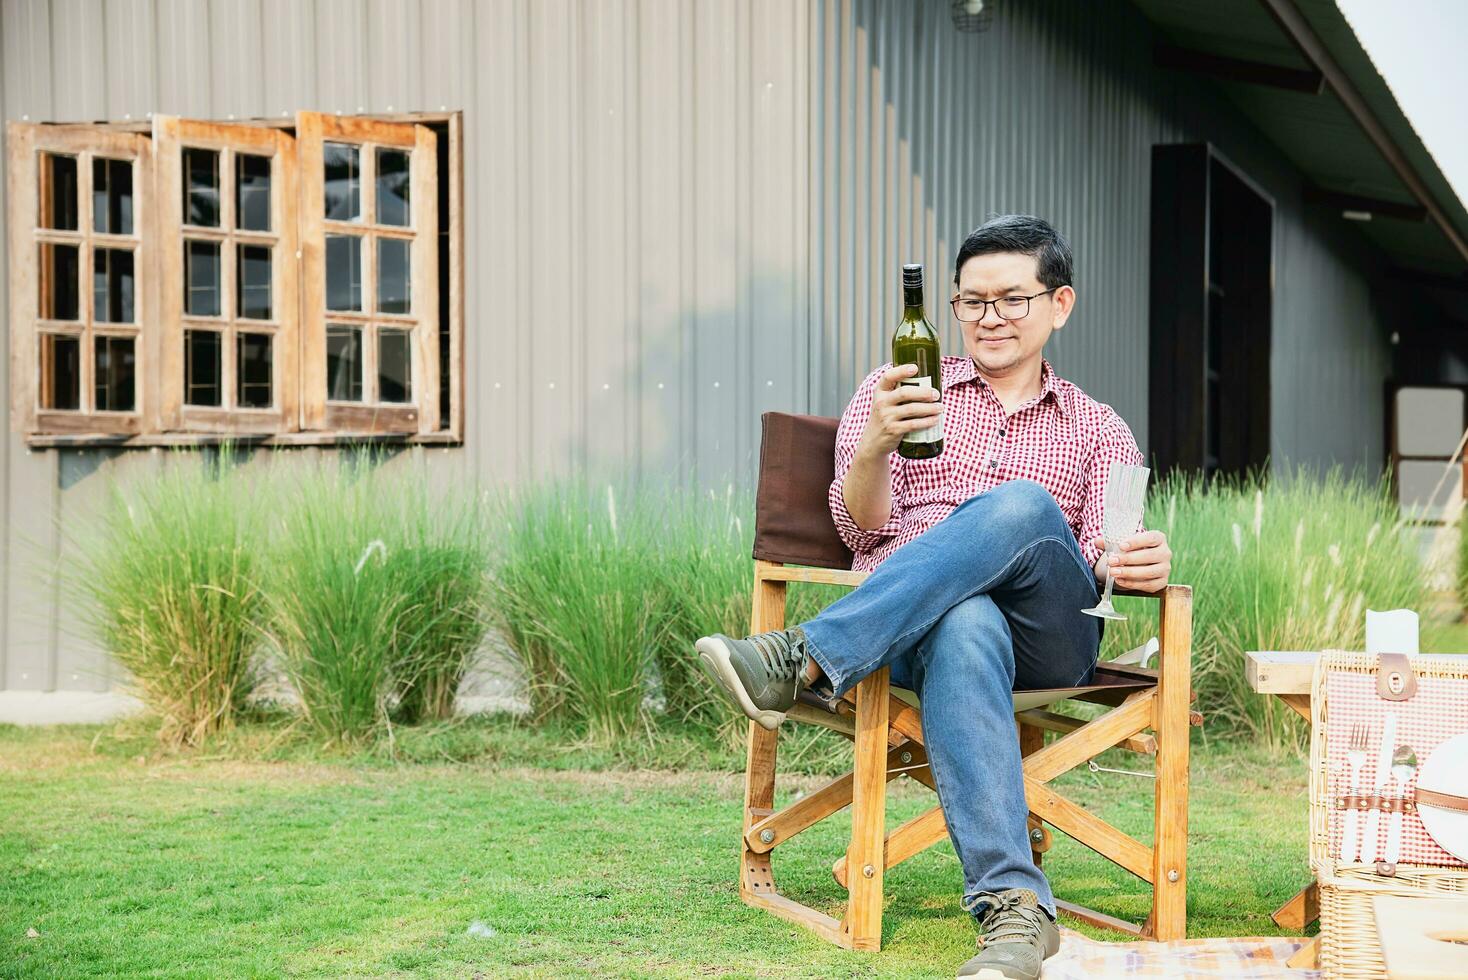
[1149,144,1274,482]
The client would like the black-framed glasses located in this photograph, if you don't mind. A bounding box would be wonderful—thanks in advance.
[950,287,1060,322]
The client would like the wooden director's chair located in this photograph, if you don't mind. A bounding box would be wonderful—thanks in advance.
[739,412,1196,951]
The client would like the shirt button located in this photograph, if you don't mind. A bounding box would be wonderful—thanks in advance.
[989,460,998,469]
[999,428,1007,436]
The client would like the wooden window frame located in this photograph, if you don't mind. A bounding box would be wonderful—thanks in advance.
[8,124,153,435]
[154,117,300,434]
[8,111,464,447]
[296,112,439,436]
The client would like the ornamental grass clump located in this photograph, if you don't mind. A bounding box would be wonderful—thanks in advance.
[650,484,847,726]
[389,536,493,724]
[263,453,491,743]
[488,484,664,742]
[1106,468,1429,752]
[73,450,264,748]
[1458,508,1468,615]
[652,486,755,724]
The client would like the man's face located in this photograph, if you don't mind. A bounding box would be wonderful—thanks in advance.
[953,252,1074,378]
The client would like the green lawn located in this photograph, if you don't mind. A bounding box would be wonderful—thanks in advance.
[1,720,1310,979]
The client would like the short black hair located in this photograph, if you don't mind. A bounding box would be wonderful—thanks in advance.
[953,214,1073,289]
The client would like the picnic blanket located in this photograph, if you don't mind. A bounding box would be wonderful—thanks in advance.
[1043,929,1317,979]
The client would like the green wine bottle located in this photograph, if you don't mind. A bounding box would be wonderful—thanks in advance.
[893,263,943,459]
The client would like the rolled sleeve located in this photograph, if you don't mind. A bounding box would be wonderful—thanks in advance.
[829,367,906,555]
[1079,414,1145,568]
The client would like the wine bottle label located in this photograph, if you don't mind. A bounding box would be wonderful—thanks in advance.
[899,376,943,444]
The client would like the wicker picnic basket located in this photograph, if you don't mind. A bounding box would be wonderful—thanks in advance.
[1308,650,1468,979]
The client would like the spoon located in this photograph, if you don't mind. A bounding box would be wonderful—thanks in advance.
[1381,743,1418,873]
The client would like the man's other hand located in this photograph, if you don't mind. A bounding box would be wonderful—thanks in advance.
[1091,530,1171,593]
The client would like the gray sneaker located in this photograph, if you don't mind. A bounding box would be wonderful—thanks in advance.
[956,889,1061,980]
[694,627,810,730]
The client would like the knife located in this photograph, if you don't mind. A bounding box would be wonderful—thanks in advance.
[1362,712,1396,865]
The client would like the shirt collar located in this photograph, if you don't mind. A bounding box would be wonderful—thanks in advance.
[1036,359,1069,416]
[948,356,1070,417]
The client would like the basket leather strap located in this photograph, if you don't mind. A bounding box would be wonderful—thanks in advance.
[1375,652,1417,700]
[1416,787,1468,813]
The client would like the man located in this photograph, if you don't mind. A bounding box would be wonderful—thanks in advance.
[695,214,1172,980]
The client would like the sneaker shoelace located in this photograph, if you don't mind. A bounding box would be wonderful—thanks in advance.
[962,891,1045,948]
[748,630,804,681]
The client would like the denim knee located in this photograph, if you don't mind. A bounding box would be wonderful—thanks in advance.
[980,479,1066,532]
[920,595,1015,687]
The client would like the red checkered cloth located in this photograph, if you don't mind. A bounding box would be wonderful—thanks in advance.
[829,356,1143,572]
[1325,669,1468,867]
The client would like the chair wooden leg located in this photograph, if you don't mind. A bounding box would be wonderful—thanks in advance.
[740,719,780,895]
[742,565,787,899]
[1149,584,1193,941]
[843,668,890,951]
[1019,719,1046,868]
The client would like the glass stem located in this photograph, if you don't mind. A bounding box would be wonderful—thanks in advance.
[1099,548,1118,605]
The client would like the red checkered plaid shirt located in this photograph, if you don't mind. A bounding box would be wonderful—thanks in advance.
[829,356,1143,572]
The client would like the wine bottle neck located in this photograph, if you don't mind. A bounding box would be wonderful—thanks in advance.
[903,284,925,315]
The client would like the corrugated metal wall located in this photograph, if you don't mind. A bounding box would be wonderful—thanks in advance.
[1,0,1396,693]
[1,0,812,692]
[810,0,1165,422]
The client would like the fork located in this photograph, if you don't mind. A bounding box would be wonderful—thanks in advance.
[1341,723,1369,862]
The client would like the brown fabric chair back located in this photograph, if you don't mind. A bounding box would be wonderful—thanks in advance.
[752,412,854,570]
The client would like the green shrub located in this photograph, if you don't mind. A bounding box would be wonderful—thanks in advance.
[651,487,755,725]
[1105,469,1428,752]
[488,484,662,743]
[390,541,493,724]
[493,482,859,747]
[73,450,263,747]
[1458,507,1468,615]
[652,487,850,740]
[263,453,491,743]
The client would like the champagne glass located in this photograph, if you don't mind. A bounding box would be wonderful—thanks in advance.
[1082,463,1151,621]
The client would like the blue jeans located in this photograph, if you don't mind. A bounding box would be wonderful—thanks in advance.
[801,479,1101,917]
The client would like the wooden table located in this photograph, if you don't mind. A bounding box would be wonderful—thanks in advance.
[1244,651,1322,932]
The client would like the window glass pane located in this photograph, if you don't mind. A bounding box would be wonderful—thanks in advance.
[324,142,361,221]
[185,240,222,317]
[185,329,223,407]
[377,149,410,226]
[237,332,273,408]
[94,336,136,411]
[1398,460,1461,522]
[325,234,362,311]
[39,154,79,230]
[326,324,363,402]
[92,158,134,235]
[93,248,135,323]
[183,148,220,227]
[377,237,411,314]
[38,243,80,321]
[1396,388,1465,457]
[377,329,412,403]
[39,334,81,410]
[237,244,272,320]
[236,154,272,232]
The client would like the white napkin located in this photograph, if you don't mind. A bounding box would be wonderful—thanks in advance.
[1366,609,1419,657]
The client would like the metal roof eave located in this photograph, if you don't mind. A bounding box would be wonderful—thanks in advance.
[1132,0,1468,277]
[1267,0,1468,270]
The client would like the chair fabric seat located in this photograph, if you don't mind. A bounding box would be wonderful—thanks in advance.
[890,662,1155,713]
